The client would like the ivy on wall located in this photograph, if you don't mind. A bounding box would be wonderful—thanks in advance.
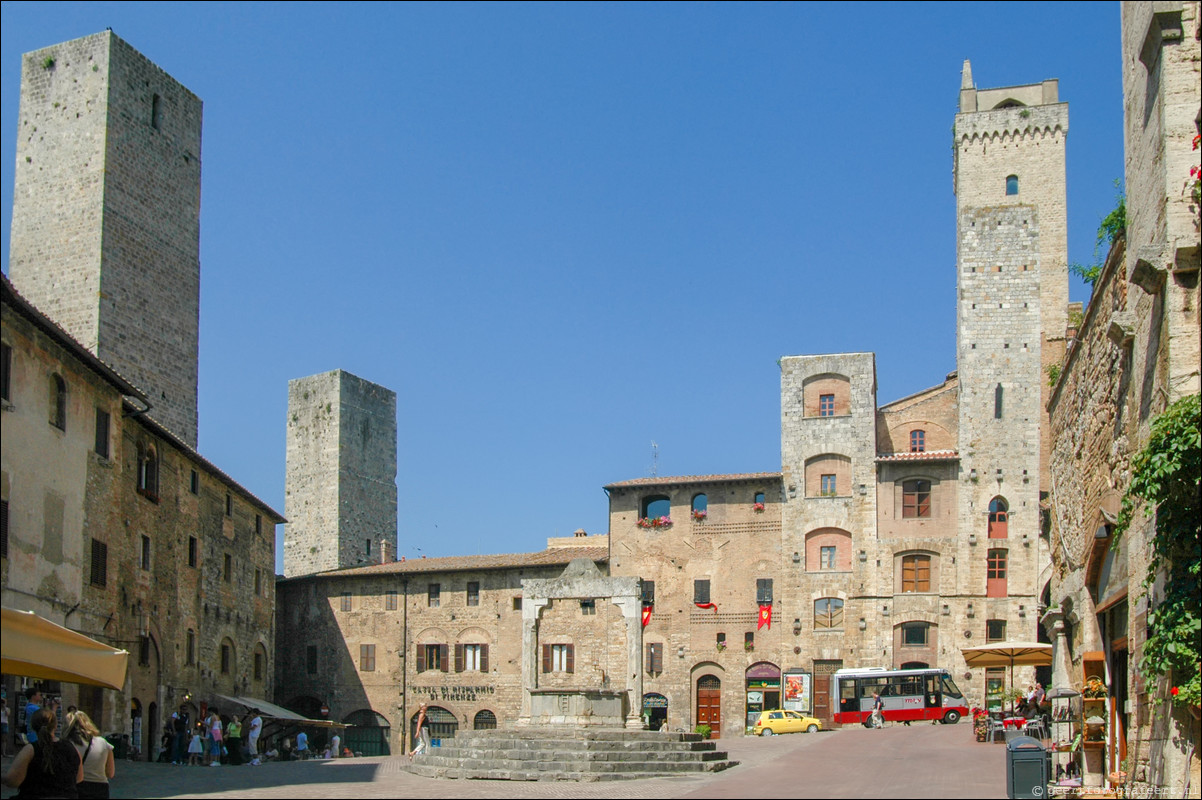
[1116,394,1201,709]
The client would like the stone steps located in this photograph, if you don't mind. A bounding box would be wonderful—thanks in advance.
[401,727,738,781]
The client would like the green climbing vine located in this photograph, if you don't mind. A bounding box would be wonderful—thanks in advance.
[1116,394,1201,709]
[1070,180,1127,287]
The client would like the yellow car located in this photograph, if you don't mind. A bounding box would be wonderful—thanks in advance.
[753,710,823,735]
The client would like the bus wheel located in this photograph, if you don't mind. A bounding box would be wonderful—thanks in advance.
[862,720,874,729]
[942,710,961,725]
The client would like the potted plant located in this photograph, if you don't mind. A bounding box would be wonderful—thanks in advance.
[692,509,707,521]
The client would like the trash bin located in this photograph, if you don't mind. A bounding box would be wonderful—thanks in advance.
[1006,735,1047,799]
[106,733,128,760]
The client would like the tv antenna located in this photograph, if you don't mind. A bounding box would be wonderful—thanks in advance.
[649,441,659,477]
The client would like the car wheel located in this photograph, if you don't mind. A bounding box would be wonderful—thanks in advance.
[759,728,775,736]
[807,724,819,733]
[943,710,961,725]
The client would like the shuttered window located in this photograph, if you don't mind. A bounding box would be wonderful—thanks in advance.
[90,539,107,587]
[455,643,489,672]
[541,644,574,673]
[360,644,376,672]
[646,642,663,673]
[417,644,448,673]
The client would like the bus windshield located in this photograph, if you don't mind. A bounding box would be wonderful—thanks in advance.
[942,676,964,698]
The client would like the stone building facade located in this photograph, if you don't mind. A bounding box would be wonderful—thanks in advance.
[2,31,282,758]
[283,370,398,578]
[2,275,283,753]
[7,31,203,448]
[273,64,1071,744]
[274,540,608,754]
[1046,1,1200,794]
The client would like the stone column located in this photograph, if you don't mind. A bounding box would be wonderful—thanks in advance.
[518,598,549,725]
[1041,607,1073,692]
[611,595,643,729]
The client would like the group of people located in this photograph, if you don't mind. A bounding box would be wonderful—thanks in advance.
[167,705,264,767]
[1016,682,1047,719]
[2,689,116,799]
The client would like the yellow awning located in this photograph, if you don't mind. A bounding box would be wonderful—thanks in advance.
[1,607,129,691]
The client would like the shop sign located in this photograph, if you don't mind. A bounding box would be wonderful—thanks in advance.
[412,684,496,702]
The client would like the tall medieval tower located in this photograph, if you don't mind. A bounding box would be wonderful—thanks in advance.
[953,62,1067,632]
[283,369,398,577]
[8,32,202,446]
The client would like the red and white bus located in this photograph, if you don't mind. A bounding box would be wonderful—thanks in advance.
[832,667,969,726]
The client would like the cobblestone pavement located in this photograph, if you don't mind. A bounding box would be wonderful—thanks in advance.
[1,723,1007,798]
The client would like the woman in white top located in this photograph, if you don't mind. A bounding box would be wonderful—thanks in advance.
[65,710,115,799]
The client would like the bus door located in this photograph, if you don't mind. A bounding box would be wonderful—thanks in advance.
[925,674,941,711]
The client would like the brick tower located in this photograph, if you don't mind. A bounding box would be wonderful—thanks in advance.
[283,369,398,577]
[953,62,1068,631]
[8,31,202,446]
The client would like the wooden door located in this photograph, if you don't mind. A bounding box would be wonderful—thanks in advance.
[697,675,721,739]
[813,660,842,727]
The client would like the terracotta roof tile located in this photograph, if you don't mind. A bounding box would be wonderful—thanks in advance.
[875,450,960,462]
[604,472,781,489]
[282,546,609,582]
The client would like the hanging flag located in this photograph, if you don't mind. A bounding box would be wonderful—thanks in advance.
[758,604,772,630]
[641,605,653,627]
[695,602,718,613]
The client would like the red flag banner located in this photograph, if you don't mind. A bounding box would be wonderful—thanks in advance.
[641,605,653,627]
[695,602,718,613]
[758,604,772,630]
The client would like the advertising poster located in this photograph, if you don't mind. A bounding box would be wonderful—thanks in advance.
[783,671,812,714]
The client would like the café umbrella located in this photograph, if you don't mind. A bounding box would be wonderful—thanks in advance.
[960,641,1052,714]
[1,607,129,690]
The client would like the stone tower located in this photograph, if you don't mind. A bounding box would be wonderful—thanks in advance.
[953,62,1067,631]
[283,369,398,578]
[8,31,202,446]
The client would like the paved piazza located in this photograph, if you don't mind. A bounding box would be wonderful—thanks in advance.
[1,723,1009,799]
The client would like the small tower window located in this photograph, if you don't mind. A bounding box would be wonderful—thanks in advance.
[1005,175,1019,196]
[151,94,162,130]
[994,384,1004,419]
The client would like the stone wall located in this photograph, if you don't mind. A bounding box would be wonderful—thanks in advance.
[9,32,202,447]
[284,370,398,577]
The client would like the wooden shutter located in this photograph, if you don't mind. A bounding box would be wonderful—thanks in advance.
[566,645,574,674]
[416,644,426,673]
[647,643,662,673]
[542,644,551,674]
[454,644,464,673]
[439,644,449,672]
[480,644,489,673]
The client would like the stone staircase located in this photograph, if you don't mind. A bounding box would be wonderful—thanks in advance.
[401,728,739,781]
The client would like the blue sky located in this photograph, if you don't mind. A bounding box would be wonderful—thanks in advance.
[1,2,1124,571]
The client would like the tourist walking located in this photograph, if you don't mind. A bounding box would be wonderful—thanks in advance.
[295,730,309,760]
[2,708,83,798]
[410,704,431,757]
[871,692,885,729]
[65,710,115,799]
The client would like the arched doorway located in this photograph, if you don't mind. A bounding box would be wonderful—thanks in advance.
[642,693,668,730]
[147,701,158,762]
[473,710,497,730]
[130,698,143,759]
[745,662,782,731]
[343,709,390,757]
[283,695,324,719]
[696,675,721,739]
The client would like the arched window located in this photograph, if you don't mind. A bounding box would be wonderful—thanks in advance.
[138,443,159,500]
[902,480,931,518]
[49,373,67,430]
[814,598,844,630]
[640,495,670,525]
[910,430,926,453]
[988,497,1009,538]
[900,661,930,670]
[691,493,707,521]
[253,644,268,681]
[1006,175,1019,195]
[473,710,497,730]
[994,384,1004,418]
